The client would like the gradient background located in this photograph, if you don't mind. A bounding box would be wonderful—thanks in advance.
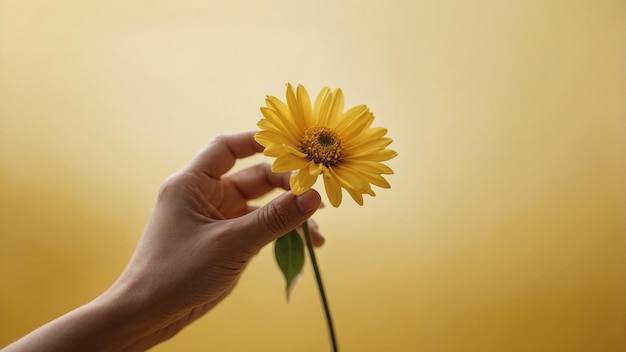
[1,1,624,351]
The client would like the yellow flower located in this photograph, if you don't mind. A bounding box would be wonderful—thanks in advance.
[255,83,397,207]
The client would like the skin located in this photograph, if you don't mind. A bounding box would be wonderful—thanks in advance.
[3,131,323,352]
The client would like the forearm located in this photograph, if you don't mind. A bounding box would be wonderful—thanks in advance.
[2,288,155,352]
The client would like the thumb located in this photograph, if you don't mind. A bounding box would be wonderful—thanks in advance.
[230,189,322,252]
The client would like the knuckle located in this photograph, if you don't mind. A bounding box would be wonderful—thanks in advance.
[210,134,227,146]
[257,202,290,235]
[157,174,180,201]
[157,172,195,201]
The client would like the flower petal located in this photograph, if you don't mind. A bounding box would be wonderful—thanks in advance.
[290,168,318,195]
[360,173,391,189]
[345,186,365,206]
[283,144,308,158]
[343,159,394,175]
[325,88,344,127]
[351,149,397,162]
[346,137,394,153]
[357,127,389,141]
[286,83,307,129]
[255,130,296,149]
[346,134,397,159]
[313,87,331,124]
[308,161,323,176]
[265,96,304,138]
[260,107,301,146]
[322,166,343,207]
[332,166,374,195]
[315,88,344,127]
[256,118,298,145]
[261,142,287,157]
[335,105,372,139]
[260,107,287,131]
[297,84,314,129]
[272,154,310,173]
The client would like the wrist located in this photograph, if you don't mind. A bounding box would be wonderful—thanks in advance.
[2,287,153,352]
[91,274,166,351]
[88,291,149,351]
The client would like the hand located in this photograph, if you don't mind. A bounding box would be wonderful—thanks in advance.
[108,131,323,349]
[2,131,323,352]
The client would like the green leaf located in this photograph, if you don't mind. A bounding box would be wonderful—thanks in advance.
[274,229,305,301]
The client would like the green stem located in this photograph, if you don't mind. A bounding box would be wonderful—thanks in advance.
[302,221,338,352]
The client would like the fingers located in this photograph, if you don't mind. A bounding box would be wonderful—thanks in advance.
[226,163,325,247]
[306,218,325,247]
[227,190,322,251]
[240,208,326,247]
[224,163,290,201]
[186,131,263,178]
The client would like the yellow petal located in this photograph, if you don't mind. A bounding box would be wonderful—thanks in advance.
[326,88,344,127]
[359,127,389,141]
[282,143,307,158]
[345,186,365,206]
[255,130,295,149]
[265,96,302,133]
[297,84,314,129]
[290,168,318,195]
[343,159,394,175]
[285,83,307,129]
[343,129,391,155]
[322,167,342,207]
[317,88,344,126]
[313,87,331,125]
[331,166,374,195]
[262,143,286,157]
[355,149,397,162]
[254,131,283,148]
[347,141,397,160]
[260,106,301,146]
[256,117,278,131]
[326,166,372,206]
[308,161,324,176]
[272,154,310,173]
[359,173,391,189]
[346,137,393,152]
[335,105,372,139]
[256,118,297,144]
[260,107,286,130]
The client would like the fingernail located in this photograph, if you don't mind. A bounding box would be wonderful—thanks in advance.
[295,190,319,214]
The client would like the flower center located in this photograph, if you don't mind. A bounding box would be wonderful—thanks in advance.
[301,125,344,167]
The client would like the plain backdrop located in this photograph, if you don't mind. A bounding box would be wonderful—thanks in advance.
[1,1,624,351]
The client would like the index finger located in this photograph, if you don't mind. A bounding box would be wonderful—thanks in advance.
[186,131,264,178]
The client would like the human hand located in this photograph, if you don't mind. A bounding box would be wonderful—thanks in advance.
[2,131,324,352]
[103,131,323,349]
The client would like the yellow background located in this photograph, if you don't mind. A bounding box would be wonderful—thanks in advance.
[1,1,624,351]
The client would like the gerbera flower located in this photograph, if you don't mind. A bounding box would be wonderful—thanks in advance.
[255,83,397,207]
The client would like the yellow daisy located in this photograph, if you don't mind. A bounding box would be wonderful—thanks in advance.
[255,83,397,207]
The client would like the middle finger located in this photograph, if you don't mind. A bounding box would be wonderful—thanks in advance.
[224,163,291,200]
